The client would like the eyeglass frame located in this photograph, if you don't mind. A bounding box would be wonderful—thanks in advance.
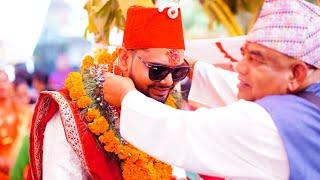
[136,56,191,82]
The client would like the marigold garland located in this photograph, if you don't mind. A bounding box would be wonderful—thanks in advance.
[64,48,180,180]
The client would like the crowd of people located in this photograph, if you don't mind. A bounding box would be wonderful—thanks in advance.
[0,69,32,179]
[0,63,71,179]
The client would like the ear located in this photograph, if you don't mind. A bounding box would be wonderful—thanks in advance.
[287,62,308,92]
[118,48,130,77]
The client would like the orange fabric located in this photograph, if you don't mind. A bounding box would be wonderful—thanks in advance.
[0,172,9,180]
[123,6,185,49]
[0,104,20,176]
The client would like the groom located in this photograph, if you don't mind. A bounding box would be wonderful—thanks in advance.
[29,5,190,179]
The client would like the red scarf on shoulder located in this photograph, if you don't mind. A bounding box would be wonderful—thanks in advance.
[29,90,122,180]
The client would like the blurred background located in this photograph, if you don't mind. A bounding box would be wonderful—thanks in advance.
[0,0,319,179]
[1,0,319,81]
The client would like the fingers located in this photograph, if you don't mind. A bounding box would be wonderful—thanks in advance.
[184,56,198,67]
[102,72,136,107]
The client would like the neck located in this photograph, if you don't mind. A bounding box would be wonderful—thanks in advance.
[308,69,320,84]
[299,69,320,91]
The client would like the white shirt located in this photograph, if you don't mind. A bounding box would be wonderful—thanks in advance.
[43,113,85,180]
[120,61,290,180]
[189,61,238,108]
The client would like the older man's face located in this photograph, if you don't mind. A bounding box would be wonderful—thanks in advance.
[125,48,188,103]
[235,42,294,101]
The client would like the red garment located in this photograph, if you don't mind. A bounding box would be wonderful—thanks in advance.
[29,90,122,180]
[201,175,224,180]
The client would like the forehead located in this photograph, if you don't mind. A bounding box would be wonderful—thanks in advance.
[243,42,296,67]
[243,42,268,54]
[244,42,291,58]
[136,48,184,65]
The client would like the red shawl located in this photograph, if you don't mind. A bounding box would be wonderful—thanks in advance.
[29,90,122,180]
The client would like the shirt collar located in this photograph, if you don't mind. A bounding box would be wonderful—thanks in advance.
[305,83,320,97]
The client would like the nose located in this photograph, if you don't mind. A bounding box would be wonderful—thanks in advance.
[160,73,174,86]
[235,59,249,75]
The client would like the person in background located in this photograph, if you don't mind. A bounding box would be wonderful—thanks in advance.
[48,53,72,90]
[9,78,33,180]
[30,70,49,103]
[0,70,22,179]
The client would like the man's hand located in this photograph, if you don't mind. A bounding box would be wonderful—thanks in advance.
[103,73,136,107]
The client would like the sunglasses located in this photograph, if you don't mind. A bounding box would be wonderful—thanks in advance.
[138,57,191,82]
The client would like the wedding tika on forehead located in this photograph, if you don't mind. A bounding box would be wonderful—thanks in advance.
[166,49,181,66]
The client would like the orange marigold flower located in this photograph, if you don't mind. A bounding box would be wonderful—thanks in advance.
[69,86,86,101]
[122,161,149,180]
[76,96,92,109]
[127,150,140,163]
[98,130,113,144]
[111,48,120,62]
[88,116,109,135]
[95,48,112,65]
[85,108,101,122]
[107,63,113,73]
[165,95,176,108]
[118,146,131,160]
[81,55,94,71]
[64,72,83,90]
[104,138,121,153]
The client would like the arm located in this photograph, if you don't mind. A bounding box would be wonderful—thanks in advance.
[120,91,289,179]
[188,61,239,108]
[43,113,85,180]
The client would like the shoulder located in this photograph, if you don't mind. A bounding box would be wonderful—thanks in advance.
[255,94,311,116]
[256,94,297,104]
[256,94,304,107]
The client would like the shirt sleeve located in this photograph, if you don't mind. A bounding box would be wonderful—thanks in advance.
[120,90,289,179]
[43,113,86,180]
[188,61,239,108]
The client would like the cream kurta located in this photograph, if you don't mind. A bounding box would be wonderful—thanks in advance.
[120,61,290,180]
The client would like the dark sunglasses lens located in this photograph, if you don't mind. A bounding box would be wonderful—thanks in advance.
[149,66,170,81]
[172,67,190,81]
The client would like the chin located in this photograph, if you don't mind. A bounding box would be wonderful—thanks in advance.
[237,92,254,101]
[150,94,168,103]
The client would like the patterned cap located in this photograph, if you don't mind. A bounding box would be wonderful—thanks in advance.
[247,0,320,68]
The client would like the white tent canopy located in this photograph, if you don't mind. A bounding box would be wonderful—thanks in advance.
[185,36,245,64]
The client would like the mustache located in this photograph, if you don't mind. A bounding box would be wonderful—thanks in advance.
[148,84,174,89]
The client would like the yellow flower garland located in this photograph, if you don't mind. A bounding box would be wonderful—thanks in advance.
[64,48,174,180]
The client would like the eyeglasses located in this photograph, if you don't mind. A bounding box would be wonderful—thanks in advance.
[137,57,191,82]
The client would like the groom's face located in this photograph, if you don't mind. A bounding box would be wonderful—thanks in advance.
[120,48,187,103]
